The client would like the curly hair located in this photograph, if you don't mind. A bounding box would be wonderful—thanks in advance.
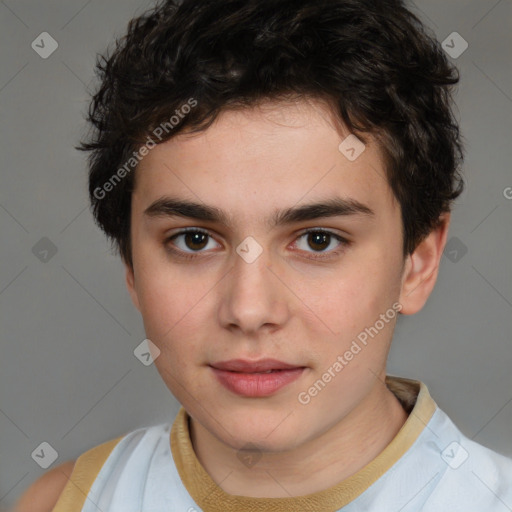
[80,0,464,267]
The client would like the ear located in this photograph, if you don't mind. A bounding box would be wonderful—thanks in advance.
[125,262,141,312]
[398,213,451,315]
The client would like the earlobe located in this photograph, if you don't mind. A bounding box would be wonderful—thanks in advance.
[125,263,141,312]
[398,213,451,315]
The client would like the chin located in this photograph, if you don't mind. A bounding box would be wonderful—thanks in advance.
[226,429,302,453]
[212,408,309,452]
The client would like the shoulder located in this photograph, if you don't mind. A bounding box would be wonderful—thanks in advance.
[14,420,177,512]
[432,406,512,477]
[430,439,512,509]
[14,460,75,512]
[13,429,132,512]
[422,407,512,509]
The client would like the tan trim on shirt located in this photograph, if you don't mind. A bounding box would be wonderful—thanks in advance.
[171,375,437,512]
[51,435,124,512]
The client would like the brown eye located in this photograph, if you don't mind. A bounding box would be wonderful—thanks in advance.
[166,229,220,256]
[293,229,349,261]
[164,228,348,262]
[307,232,331,252]
[183,231,209,251]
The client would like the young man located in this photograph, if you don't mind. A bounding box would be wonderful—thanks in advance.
[16,0,512,511]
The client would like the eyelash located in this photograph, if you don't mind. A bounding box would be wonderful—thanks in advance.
[164,227,350,261]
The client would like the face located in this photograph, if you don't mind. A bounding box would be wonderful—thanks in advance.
[125,99,421,452]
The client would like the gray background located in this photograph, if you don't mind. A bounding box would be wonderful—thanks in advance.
[0,0,511,509]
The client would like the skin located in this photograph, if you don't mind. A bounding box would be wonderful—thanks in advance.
[14,460,74,512]
[16,98,450,507]
[125,99,450,497]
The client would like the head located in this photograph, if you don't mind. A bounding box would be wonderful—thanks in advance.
[81,0,464,451]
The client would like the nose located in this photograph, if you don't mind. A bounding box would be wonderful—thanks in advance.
[217,243,290,336]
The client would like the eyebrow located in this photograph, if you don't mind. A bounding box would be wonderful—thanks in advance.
[144,196,374,229]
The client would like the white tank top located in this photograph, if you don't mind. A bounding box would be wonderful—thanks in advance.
[80,423,200,512]
[53,377,512,512]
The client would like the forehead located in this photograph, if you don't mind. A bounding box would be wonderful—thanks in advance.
[133,99,398,226]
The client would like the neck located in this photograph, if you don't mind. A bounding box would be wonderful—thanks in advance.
[189,378,409,497]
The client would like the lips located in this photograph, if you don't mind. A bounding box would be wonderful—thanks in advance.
[211,359,302,373]
[210,359,306,397]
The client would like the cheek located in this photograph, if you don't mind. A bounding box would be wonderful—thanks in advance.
[137,279,203,391]
[297,256,402,372]
[133,260,189,345]
[301,262,394,336]
[133,239,198,328]
[133,257,218,369]
[138,279,178,336]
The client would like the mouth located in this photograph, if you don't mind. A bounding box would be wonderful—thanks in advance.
[209,359,306,397]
